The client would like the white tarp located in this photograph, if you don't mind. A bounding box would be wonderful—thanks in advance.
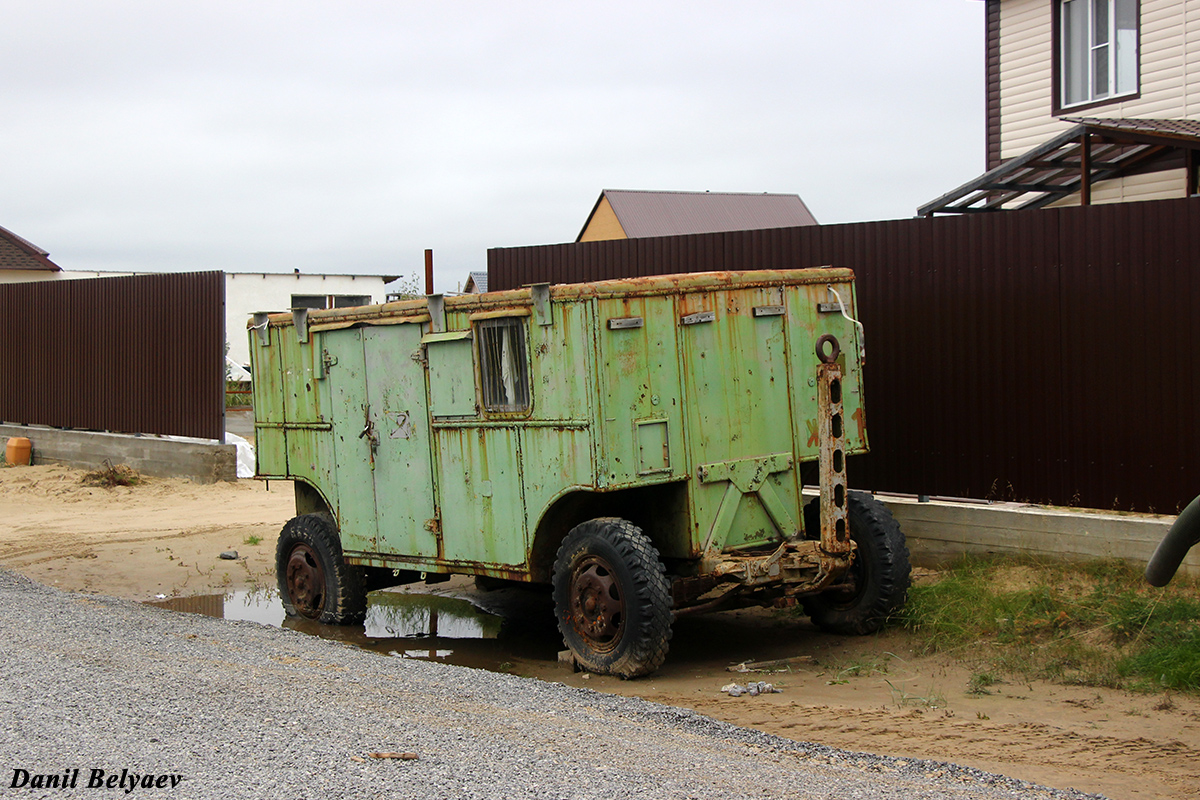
[226,357,252,382]
[224,431,255,478]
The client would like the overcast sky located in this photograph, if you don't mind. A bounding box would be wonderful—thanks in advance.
[1,1,984,293]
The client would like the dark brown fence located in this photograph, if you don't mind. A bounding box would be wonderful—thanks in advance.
[489,197,1200,513]
[0,272,225,441]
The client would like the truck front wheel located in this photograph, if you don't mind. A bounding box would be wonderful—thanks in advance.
[552,518,672,678]
[276,514,367,625]
[803,492,910,635]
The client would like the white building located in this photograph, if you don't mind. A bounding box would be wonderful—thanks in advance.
[222,271,395,366]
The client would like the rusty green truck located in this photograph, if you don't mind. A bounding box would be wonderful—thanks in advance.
[250,268,909,677]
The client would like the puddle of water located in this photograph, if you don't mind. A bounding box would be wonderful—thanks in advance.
[149,584,556,671]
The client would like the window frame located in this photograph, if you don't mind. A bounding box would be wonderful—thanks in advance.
[1053,0,1140,115]
[290,294,327,310]
[331,294,372,309]
[474,315,532,416]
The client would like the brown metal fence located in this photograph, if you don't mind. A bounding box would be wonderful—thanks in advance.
[488,197,1200,513]
[0,272,226,441]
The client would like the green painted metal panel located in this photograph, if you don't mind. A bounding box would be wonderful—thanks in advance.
[435,425,527,566]
[525,301,591,421]
[635,420,669,474]
[427,336,477,418]
[521,426,595,538]
[284,427,338,514]
[596,296,685,489]
[249,326,286,425]
[321,328,377,553]
[786,279,867,467]
[679,287,800,552]
[249,326,289,476]
[363,326,439,558]
[255,428,288,477]
[279,327,325,425]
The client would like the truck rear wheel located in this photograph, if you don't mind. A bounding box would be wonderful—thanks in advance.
[803,492,910,635]
[276,513,367,625]
[552,518,672,678]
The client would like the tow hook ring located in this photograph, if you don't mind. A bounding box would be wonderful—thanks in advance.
[816,334,841,364]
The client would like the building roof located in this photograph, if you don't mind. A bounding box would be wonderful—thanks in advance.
[577,189,818,242]
[920,118,1200,216]
[463,271,488,293]
[0,225,61,272]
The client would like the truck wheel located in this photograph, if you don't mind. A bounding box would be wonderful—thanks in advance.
[276,514,367,625]
[803,492,910,635]
[552,518,672,678]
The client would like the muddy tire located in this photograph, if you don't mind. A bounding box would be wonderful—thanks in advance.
[552,518,672,678]
[276,513,367,625]
[803,492,910,635]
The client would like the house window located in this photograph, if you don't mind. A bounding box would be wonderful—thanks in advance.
[476,317,530,413]
[291,294,327,309]
[290,294,373,309]
[1059,0,1138,108]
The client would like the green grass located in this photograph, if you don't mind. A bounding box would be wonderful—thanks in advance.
[967,670,1000,695]
[899,555,1200,693]
[823,652,892,684]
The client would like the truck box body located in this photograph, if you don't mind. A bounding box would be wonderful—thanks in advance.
[250,268,866,584]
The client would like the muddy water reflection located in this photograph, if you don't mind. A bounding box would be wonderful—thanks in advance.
[150,582,560,671]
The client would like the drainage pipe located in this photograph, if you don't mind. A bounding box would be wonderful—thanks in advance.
[1145,493,1200,586]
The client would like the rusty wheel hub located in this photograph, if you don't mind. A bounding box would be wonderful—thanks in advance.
[285,543,325,619]
[570,555,624,650]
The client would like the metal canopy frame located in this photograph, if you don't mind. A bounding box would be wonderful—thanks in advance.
[919,118,1200,217]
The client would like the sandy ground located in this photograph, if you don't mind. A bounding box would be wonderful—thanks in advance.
[3,463,1200,800]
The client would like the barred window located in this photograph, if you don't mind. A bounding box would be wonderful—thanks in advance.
[477,318,530,413]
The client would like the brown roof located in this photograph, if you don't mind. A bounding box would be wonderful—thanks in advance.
[920,117,1200,216]
[578,189,818,241]
[1065,117,1200,138]
[0,225,61,272]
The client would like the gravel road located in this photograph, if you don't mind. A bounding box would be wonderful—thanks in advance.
[0,570,1105,800]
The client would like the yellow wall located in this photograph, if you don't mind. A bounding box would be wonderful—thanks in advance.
[578,196,627,242]
[1045,166,1189,208]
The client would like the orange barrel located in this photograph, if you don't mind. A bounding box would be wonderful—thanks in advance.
[5,437,32,466]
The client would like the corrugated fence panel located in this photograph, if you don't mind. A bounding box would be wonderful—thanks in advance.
[0,272,225,441]
[487,197,1200,512]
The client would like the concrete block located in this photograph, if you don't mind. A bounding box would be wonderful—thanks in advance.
[880,495,1196,578]
[0,424,237,483]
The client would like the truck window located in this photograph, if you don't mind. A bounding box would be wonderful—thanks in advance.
[477,317,530,413]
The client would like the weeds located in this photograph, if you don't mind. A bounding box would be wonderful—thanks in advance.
[823,652,892,684]
[967,671,1000,695]
[900,555,1200,693]
[244,535,263,546]
[885,679,945,709]
[81,461,141,488]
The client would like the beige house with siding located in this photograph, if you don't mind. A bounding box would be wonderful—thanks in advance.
[923,0,1200,214]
